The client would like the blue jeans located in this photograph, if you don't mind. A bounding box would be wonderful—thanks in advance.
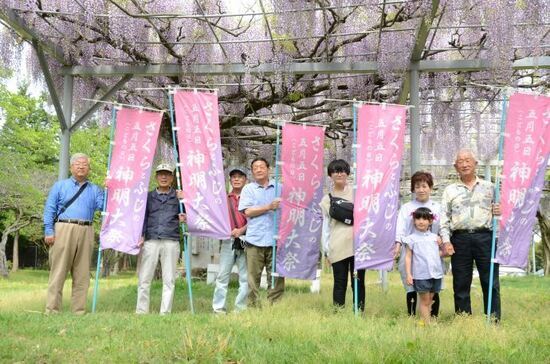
[212,240,248,311]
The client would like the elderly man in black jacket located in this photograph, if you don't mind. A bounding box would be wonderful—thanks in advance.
[136,163,185,314]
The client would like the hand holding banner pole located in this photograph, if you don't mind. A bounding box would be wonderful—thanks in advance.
[92,106,118,313]
[168,91,195,314]
[487,96,507,324]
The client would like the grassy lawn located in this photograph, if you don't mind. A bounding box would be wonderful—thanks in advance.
[1,269,549,363]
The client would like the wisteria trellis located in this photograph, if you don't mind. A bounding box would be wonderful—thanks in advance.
[0,0,547,157]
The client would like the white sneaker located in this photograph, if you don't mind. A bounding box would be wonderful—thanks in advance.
[310,279,321,293]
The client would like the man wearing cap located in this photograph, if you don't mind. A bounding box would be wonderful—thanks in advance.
[136,163,186,315]
[211,167,248,313]
[238,157,284,307]
[43,153,104,314]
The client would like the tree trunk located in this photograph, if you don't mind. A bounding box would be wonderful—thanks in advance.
[112,251,120,275]
[121,254,130,271]
[537,210,550,276]
[101,250,122,277]
[11,231,19,272]
[0,207,33,277]
[0,232,9,277]
[136,251,142,276]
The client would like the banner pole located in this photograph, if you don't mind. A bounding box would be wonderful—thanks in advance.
[271,123,282,288]
[168,92,195,314]
[92,106,118,313]
[352,102,359,316]
[487,96,507,324]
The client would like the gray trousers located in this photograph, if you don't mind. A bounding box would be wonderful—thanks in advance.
[136,239,180,314]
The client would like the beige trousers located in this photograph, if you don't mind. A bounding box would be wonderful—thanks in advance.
[46,222,94,314]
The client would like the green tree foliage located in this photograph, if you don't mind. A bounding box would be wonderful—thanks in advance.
[0,80,58,276]
[70,124,111,186]
[0,77,112,276]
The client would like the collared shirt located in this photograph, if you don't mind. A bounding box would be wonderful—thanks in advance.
[43,177,104,236]
[395,199,442,277]
[403,230,443,280]
[440,176,494,242]
[227,191,247,230]
[238,180,280,247]
[142,188,182,241]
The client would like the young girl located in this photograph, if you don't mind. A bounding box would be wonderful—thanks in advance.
[404,207,444,325]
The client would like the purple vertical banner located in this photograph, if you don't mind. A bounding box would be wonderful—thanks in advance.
[354,104,407,270]
[276,124,325,280]
[173,90,231,240]
[497,93,550,268]
[100,108,163,255]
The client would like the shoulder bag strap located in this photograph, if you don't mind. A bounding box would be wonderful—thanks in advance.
[55,182,89,221]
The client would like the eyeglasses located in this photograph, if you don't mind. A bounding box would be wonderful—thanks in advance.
[455,158,474,165]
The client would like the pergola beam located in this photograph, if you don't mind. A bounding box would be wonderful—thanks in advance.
[413,58,550,72]
[61,57,550,77]
[62,62,379,77]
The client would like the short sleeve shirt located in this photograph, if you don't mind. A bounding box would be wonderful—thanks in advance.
[238,180,280,247]
[440,177,494,241]
[403,230,443,280]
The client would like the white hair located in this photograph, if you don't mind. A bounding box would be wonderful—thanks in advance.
[454,148,478,163]
[70,153,90,165]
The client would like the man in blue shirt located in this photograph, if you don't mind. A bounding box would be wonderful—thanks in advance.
[239,157,284,306]
[43,153,104,314]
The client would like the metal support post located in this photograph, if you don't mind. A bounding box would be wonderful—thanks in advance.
[59,75,73,179]
[410,66,420,175]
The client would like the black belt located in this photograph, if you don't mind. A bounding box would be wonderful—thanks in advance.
[57,219,92,226]
[452,228,491,235]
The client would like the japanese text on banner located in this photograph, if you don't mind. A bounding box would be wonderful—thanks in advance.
[354,104,407,270]
[174,91,231,239]
[276,124,324,280]
[100,108,163,255]
[497,93,550,268]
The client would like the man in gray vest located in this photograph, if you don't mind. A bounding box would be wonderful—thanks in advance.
[136,163,185,314]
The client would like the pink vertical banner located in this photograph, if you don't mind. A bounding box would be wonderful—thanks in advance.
[497,93,550,268]
[100,108,163,255]
[173,90,231,240]
[354,104,407,270]
[277,124,325,280]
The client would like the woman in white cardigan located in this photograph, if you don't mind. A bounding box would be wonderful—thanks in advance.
[394,171,444,317]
